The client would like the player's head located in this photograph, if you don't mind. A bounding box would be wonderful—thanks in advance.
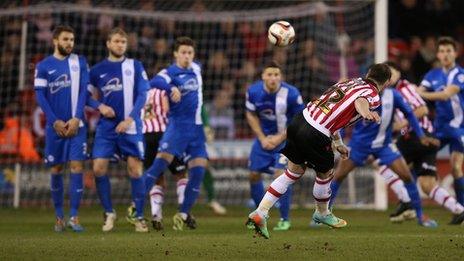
[106,28,128,58]
[436,36,457,68]
[261,61,282,92]
[52,25,74,56]
[174,36,195,68]
[366,63,392,91]
[383,61,401,86]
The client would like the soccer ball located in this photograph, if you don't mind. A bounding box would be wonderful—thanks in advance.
[268,21,295,47]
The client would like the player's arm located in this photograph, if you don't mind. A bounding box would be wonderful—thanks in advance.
[354,97,380,123]
[417,84,460,101]
[86,68,115,118]
[34,65,66,137]
[150,69,180,103]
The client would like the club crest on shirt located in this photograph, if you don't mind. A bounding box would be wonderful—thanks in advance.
[71,64,79,72]
[124,69,132,76]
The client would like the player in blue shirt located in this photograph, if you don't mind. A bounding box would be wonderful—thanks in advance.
[246,61,304,231]
[329,77,439,227]
[417,37,464,206]
[34,25,88,232]
[142,37,208,231]
[87,28,149,232]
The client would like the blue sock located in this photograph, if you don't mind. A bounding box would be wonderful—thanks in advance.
[50,174,64,219]
[454,177,464,205]
[278,185,292,221]
[95,175,113,213]
[131,177,145,218]
[329,180,341,209]
[144,158,169,194]
[250,181,265,207]
[180,166,206,214]
[404,181,423,223]
[69,173,83,217]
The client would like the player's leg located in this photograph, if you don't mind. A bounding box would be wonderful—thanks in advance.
[93,158,116,231]
[67,125,88,231]
[202,165,226,215]
[378,166,415,223]
[248,141,271,208]
[149,174,166,231]
[329,158,357,209]
[143,124,186,194]
[450,151,464,205]
[388,157,435,226]
[67,160,85,232]
[248,159,306,238]
[50,164,65,232]
[273,154,292,231]
[169,158,188,206]
[419,175,464,224]
[173,157,208,230]
[127,156,148,232]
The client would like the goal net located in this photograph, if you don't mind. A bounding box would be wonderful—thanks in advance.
[0,0,385,210]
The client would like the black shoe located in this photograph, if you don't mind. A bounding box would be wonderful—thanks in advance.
[151,219,164,231]
[185,214,197,229]
[449,211,464,225]
[389,202,416,223]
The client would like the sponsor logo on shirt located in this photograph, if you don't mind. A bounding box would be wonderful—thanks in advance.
[49,74,72,93]
[101,78,123,97]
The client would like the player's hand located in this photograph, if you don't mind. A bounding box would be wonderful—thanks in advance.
[335,144,350,160]
[170,87,181,103]
[361,111,380,123]
[64,118,80,137]
[260,137,276,150]
[116,117,134,134]
[204,126,215,143]
[53,120,67,137]
[267,134,284,148]
[420,136,441,147]
[98,104,115,118]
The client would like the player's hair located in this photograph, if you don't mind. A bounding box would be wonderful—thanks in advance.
[107,27,128,41]
[263,60,282,72]
[437,36,457,51]
[366,63,392,86]
[383,61,400,72]
[174,36,195,51]
[52,25,74,39]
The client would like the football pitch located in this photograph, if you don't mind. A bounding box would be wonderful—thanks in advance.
[1,205,463,260]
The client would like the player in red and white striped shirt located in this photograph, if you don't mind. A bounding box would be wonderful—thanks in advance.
[381,62,464,224]
[247,63,393,238]
[136,88,188,230]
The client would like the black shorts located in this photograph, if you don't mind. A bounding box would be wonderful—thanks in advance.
[144,132,187,175]
[281,113,334,173]
[396,131,437,177]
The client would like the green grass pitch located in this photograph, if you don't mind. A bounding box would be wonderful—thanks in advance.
[0,205,463,260]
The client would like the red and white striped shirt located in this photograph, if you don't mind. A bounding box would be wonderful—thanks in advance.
[141,89,168,133]
[395,79,433,133]
[303,78,381,136]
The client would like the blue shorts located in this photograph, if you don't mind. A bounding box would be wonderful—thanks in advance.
[349,142,402,167]
[158,122,207,160]
[92,129,145,160]
[435,125,464,153]
[248,139,287,174]
[44,125,88,167]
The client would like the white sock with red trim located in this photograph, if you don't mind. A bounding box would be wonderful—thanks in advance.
[149,185,164,219]
[313,174,333,215]
[176,178,188,205]
[429,185,464,214]
[256,169,302,217]
[378,166,411,203]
